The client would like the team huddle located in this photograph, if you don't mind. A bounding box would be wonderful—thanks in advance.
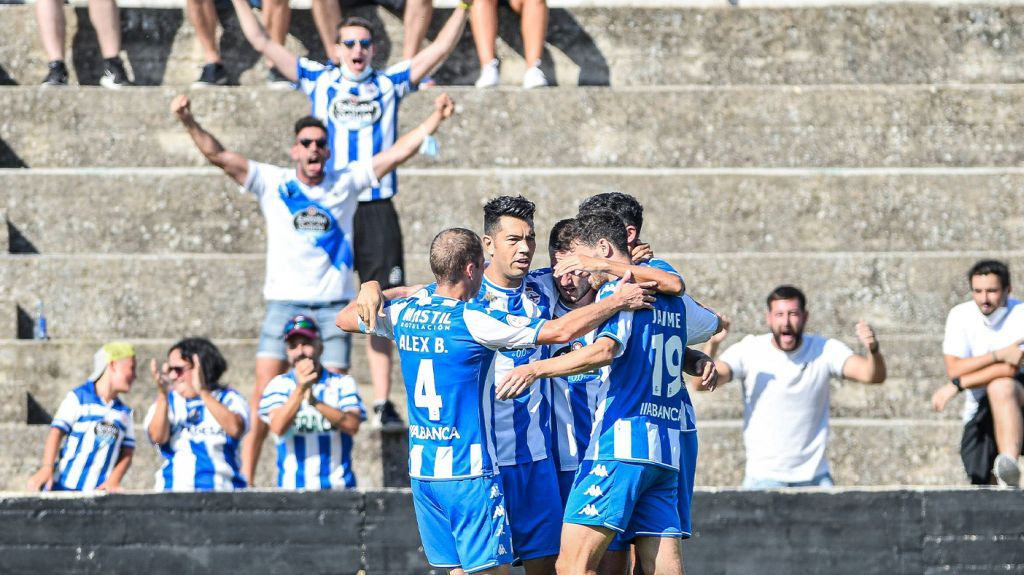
[337,193,723,575]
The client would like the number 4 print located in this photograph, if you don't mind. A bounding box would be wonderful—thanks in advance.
[414,359,443,421]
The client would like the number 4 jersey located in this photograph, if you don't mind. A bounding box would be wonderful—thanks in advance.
[363,293,547,481]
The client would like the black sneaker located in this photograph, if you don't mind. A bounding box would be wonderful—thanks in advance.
[100,57,133,89]
[373,400,405,430]
[192,62,228,88]
[41,61,68,86]
[267,67,293,90]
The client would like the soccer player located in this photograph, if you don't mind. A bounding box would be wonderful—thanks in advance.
[260,315,367,489]
[27,342,136,492]
[145,338,249,491]
[498,212,696,575]
[232,0,473,429]
[336,227,652,574]
[171,90,454,483]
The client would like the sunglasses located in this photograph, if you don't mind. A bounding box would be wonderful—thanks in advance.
[167,364,191,377]
[298,138,328,149]
[340,39,373,49]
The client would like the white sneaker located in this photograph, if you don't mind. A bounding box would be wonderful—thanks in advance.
[474,59,500,89]
[522,64,548,89]
[993,453,1021,487]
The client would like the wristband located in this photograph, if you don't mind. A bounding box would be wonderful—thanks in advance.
[951,377,963,392]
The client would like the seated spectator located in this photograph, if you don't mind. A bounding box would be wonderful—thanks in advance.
[932,260,1024,487]
[259,315,366,489]
[35,0,132,87]
[144,338,249,491]
[469,0,548,88]
[27,342,136,492]
[699,285,886,488]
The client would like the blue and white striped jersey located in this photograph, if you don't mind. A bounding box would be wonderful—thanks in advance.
[365,292,547,481]
[297,58,416,202]
[259,371,366,490]
[585,281,691,470]
[475,271,556,466]
[51,381,135,491]
[645,258,720,345]
[143,388,249,492]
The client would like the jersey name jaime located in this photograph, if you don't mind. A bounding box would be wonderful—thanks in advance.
[51,381,135,491]
[259,371,366,490]
[586,281,691,471]
[297,58,416,202]
[144,388,249,491]
[365,292,546,480]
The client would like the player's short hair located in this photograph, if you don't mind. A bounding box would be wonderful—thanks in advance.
[968,259,1011,290]
[431,228,484,286]
[570,211,629,255]
[483,195,536,237]
[578,192,644,234]
[294,116,327,137]
[766,285,807,311]
[336,16,374,42]
[168,337,228,389]
[548,218,576,254]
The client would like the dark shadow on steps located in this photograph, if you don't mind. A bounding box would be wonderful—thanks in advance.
[120,8,185,86]
[0,139,27,168]
[7,221,40,254]
[16,305,33,340]
[27,394,53,425]
[0,64,15,85]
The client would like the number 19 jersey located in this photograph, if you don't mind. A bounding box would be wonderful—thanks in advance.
[366,293,547,481]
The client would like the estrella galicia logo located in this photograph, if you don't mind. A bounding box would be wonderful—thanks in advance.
[93,421,120,445]
[293,206,332,234]
[329,97,382,130]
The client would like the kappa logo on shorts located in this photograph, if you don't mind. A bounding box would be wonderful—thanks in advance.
[579,504,600,517]
[495,522,505,538]
[584,485,604,497]
[490,485,501,499]
[589,464,609,478]
[498,544,508,556]
[493,505,505,519]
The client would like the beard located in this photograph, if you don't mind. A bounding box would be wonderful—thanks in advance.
[771,327,803,351]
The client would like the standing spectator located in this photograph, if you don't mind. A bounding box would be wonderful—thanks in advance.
[144,338,249,491]
[932,260,1024,487]
[231,0,470,430]
[469,0,548,88]
[185,0,230,86]
[701,285,886,488]
[35,0,132,87]
[27,342,136,492]
[259,315,366,489]
[170,91,454,483]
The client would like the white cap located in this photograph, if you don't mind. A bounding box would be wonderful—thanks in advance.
[88,342,135,381]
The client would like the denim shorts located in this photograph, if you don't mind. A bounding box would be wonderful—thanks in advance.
[742,471,834,489]
[257,300,351,369]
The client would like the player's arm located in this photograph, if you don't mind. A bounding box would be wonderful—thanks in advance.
[408,4,471,84]
[684,347,719,392]
[694,317,733,390]
[336,280,423,333]
[97,447,134,492]
[497,337,618,400]
[26,427,65,491]
[536,272,654,345]
[840,320,886,384]
[371,92,454,180]
[170,95,250,185]
[554,255,684,296]
[230,0,299,82]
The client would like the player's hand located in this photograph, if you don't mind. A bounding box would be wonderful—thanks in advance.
[695,357,718,391]
[631,242,654,264]
[995,339,1024,367]
[434,93,455,120]
[190,354,207,395]
[295,358,318,388]
[855,320,879,354]
[710,315,730,344]
[553,254,606,278]
[931,383,959,412]
[356,281,386,332]
[611,271,656,311]
[26,467,54,492]
[170,94,192,122]
[496,364,538,400]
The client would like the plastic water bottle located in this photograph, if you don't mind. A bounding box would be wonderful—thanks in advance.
[33,299,49,340]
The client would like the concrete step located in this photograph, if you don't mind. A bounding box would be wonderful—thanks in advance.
[5,85,1024,168]
[5,167,1024,255]
[6,4,1024,87]
[0,418,968,491]
[3,251,1020,339]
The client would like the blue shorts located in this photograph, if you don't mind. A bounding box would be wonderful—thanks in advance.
[499,458,563,561]
[257,300,352,369]
[411,476,514,574]
[677,430,698,538]
[565,459,682,541]
[557,468,577,508]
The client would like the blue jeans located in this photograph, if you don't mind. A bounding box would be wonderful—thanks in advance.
[743,471,834,489]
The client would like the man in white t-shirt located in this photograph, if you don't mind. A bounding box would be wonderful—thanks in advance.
[932,260,1024,487]
[171,91,454,484]
[701,285,886,488]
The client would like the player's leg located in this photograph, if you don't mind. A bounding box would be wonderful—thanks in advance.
[632,537,683,575]
[243,301,292,485]
[500,459,562,573]
[444,476,515,574]
[597,542,630,575]
[556,523,615,575]
[619,465,682,575]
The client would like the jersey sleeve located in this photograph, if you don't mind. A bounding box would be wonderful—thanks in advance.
[683,295,720,346]
[719,335,751,381]
[259,376,293,422]
[594,282,632,358]
[122,416,136,450]
[942,306,971,358]
[359,299,406,340]
[384,60,417,98]
[327,376,367,419]
[50,391,80,433]
[646,258,683,278]
[464,304,546,350]
[296,57,327,96]
[335,161,380,197]
[222,389,251,433]
[240,160,280,199]
[824,338,856,378]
